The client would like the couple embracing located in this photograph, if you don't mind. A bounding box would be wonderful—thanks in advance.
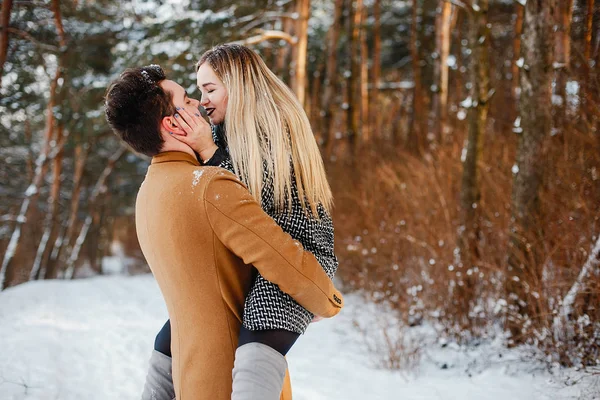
[104,44,343,400]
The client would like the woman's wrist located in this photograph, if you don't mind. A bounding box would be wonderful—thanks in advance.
[198,144,219,163]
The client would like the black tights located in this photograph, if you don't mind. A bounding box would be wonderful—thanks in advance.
[154,319,300,357]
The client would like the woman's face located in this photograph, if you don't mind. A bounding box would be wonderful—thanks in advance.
[196,63,228,125]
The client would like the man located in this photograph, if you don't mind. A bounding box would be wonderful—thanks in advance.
[104,65,343,400]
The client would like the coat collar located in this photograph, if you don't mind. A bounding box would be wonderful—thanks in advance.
[151,151,200,166]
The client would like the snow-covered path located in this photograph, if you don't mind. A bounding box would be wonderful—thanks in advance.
[0,275,594,399]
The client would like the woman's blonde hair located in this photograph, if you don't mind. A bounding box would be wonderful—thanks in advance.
[197,44,333,216]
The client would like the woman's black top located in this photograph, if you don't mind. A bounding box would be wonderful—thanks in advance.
[204,125,338,334]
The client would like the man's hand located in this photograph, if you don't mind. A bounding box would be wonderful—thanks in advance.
[174,107,218,162]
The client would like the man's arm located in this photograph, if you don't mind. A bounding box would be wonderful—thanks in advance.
[203,171,343,318]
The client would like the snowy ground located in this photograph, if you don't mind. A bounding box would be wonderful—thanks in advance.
[0,275,598,400]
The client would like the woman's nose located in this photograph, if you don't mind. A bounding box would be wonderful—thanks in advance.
[200,97,209,106]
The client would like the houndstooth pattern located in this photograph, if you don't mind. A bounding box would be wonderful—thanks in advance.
[211,126,338,334]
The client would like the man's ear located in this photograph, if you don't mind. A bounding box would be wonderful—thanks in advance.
[160,116,185,136]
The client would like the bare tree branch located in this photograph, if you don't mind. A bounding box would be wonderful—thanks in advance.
[6,27,59,52]
[0,0,14,89]
[231,30,297,46]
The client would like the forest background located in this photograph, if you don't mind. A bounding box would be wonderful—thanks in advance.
[0,0,599,369]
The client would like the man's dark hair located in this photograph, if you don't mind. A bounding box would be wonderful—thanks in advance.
[105,65,175,157]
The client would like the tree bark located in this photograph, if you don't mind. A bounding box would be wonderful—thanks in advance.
[51,0,67,48]
[432,1,453,142]
[359,5,369,143]
[553,0,574,132]
[30,124,67,281]
[64,147,127,279]
[46,143,89,279]
[0,0,13,89]
[506,0,556,343]
[584,0,594,63]
[292,0,310,106]
[553,236,600,342]
[347,0,361,150]
[511,3,524,121]
[408,0,424,154]
[582,0,595,119]
[0,65,61,289]
[456,0,491,330]
[276,10,295,82]
[322,0,343,159]
[370,0,382,138]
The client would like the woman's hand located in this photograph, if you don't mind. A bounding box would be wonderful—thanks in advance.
[173,107,218,162]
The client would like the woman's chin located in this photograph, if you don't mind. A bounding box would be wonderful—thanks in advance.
[209,116,222,125]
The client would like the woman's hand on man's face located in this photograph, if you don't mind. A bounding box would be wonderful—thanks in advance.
[173,107,218,161]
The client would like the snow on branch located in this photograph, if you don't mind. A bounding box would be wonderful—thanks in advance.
[236,11,298,34]
[231,30,297,46]
[553,235,600,341]
[561,236,600,319]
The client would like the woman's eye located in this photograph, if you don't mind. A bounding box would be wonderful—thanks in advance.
[208,90,215,94]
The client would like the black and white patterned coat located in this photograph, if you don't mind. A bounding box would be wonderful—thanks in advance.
[205,125,338,334]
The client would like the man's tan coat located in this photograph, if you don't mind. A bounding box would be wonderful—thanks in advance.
[135,151,343,400]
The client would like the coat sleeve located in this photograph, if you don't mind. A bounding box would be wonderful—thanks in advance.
[203,171,343,318]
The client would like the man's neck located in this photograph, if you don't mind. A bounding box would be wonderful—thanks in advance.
[160,141,196,159]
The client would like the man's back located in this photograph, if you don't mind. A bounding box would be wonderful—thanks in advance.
[136,152,249,399]
[136,151,343,399]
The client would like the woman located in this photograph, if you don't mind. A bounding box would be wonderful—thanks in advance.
[156,44,338,399]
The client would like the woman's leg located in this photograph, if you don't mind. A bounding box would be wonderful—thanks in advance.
[231,327,300,400]
[141,320,174,400]
[154,319,172,356]
[238,326,300,356]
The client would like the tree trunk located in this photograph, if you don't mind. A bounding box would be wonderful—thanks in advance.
[511,3,524,121]
[51,0,67,48]
[506,0,556,344]
[370,0,382,138]
[456,0,491,330]
[553,236,600,342]
[30,124,67,281]
[277,3,296,84]
[0,65,61,289]
[46,143,89,279]
[309,61,324,136]
[29,123,68,280]
[347,0,361,150]
[582,0,595,119]
[64,147,127,279]
[432,1,452,142]
[408,0,424,154]
[0,0,13,89]
[359,5,369,143]
[292,0,310,106]
[322,0,343,159]
[553,0,574,134]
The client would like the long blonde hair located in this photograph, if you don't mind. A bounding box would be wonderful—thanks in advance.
[197,44,333,216]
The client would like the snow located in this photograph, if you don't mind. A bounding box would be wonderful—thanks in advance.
[461,96,473,108]
[0,276,596,400]
[192,170,204,187]
[150,41,190,58]
[447,54,457,69]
